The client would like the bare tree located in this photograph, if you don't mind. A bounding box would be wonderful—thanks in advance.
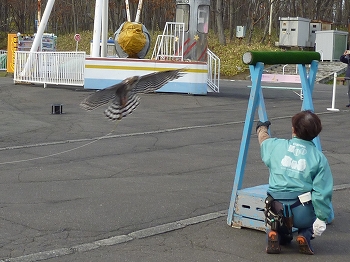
[216,0,226,45]
[7,0,36,33]
[247,0,269,44]
[2,0,350,47]
[0,0,10,32]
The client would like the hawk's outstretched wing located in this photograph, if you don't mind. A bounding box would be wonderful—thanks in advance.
[80,83,121,111]
[80,68,186,121]
[132,69,186,94]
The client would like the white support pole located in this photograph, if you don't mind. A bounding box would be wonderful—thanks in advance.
[125,0,131,22]
[31,0,55,52]
[135,0,143,23]
[101,0,109,57]
[92,0,103,57]
[327,72,340,112]
[20,0,55,77]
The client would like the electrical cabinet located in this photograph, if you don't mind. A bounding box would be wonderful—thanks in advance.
[279,17,311,47]
[236,26,246,38]
[309,22,322,48]
[315,30,348,61]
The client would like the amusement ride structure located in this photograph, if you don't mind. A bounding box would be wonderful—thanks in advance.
[12,0,220,95]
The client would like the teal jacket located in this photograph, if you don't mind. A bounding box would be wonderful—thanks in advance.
[261,137,333,222]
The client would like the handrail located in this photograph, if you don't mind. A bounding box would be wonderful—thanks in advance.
[14,51,85,87]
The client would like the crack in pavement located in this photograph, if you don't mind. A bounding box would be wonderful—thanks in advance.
[0,211,227,262]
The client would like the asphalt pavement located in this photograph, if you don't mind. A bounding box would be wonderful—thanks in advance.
[0,75,349,262]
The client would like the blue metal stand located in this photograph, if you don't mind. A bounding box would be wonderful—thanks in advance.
[227,60,333,231]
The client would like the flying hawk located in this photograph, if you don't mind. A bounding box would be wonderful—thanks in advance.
[80,68,185,120]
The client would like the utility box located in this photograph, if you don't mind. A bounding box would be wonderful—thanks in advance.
[236,26,246,38]
[309,20,333,48]
[279,17,311,47]
[309,22,321,48]
[315,30,348,61]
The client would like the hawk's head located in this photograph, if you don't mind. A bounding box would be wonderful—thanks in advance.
[124,76,140,91]
[117,76,141,107]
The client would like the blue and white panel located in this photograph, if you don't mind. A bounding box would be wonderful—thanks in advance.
[84,58,208,95]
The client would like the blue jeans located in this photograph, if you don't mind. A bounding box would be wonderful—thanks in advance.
[278,199,316,229]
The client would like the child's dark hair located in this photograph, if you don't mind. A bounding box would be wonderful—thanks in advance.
[292,110,322,141]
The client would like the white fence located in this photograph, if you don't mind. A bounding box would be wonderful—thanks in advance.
[151,22,185,61]
[207,49,220,92]
[14,51,85,87]
[0,50,7,71]
[14,48,220,92]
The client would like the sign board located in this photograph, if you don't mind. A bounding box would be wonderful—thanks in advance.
[74,34,81,42]
[7,34,18,73]
[74,34,81,52]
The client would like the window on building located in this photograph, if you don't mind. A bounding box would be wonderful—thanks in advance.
[176,4,190,32]
[197,5,209,33]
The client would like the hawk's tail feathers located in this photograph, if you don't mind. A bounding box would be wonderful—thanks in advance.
[104,94,140,121]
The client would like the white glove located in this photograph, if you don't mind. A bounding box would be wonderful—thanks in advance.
[313,218,326,236]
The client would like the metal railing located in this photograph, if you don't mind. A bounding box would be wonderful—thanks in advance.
[0,50,7,71]
[207,49,220,92]
[151,22,220,92]
[13,45,220,93]
[151,22,185,61]
[14,51,85,87]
